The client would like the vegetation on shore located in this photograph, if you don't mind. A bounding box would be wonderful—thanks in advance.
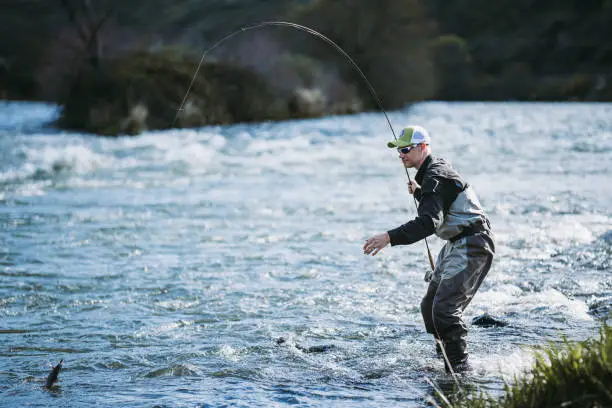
[437,322,612,408]
[57,48,284,135]
[1,0,612,135]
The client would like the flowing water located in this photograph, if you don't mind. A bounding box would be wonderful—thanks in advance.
[1,101,611,407]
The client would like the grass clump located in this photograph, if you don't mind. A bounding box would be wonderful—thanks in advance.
[437,322,612,408]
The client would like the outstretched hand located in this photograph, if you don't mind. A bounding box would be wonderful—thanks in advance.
[363,233,390,256]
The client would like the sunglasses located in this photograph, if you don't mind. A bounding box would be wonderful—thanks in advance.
[397,144,419,154]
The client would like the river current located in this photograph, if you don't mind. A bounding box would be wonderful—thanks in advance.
[1,101,611,407]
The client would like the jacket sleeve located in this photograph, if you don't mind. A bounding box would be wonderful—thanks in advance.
[386,177,445,246]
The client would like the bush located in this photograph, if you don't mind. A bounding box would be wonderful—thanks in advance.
[531,74,602,101]
[57,47,284,135]
[429,35,473,100]
[0,58,38,100]
[470,63,534,101]
[270,53,324,89]
[439,322,612,407]
[289,0,436,109]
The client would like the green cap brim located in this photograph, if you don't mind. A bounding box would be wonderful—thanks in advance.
[387,140,411,148]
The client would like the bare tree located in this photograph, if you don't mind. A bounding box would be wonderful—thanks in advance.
[58,0,115,68]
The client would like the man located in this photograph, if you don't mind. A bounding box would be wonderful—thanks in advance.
[363,125,495,373]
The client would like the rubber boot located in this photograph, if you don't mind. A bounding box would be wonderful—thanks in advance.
[442,337,471,374]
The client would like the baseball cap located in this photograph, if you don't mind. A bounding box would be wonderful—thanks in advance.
[387,125,431,148]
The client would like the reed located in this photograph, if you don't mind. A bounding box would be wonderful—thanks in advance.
[435,322,612,408]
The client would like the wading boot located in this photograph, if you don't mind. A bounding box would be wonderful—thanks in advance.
[442,337,472,374]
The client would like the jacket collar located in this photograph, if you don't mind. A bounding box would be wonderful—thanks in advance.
[415,154,433,183]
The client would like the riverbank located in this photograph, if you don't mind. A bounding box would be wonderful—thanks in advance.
[2,1,612,135]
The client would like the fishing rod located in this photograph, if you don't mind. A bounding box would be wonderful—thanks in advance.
[175,21,435,271]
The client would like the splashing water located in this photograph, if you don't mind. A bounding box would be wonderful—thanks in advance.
[1,101,611,406]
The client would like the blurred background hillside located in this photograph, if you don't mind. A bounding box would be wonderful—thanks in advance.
[2,0,611,134]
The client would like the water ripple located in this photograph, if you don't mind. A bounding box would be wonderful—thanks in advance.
[0,102,611,407]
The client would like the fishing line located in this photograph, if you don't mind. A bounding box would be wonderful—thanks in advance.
[175,21,435,270]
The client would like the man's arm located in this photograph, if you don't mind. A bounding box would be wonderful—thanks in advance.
[387,179,445,246]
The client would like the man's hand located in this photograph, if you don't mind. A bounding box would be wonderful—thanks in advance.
[407,180,420,194]
[363,233,390,256]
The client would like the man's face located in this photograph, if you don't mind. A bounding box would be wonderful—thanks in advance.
[397,144,420,168]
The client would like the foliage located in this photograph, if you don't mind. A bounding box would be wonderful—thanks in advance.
[428,35,473,100]
[423,0,612,101]
[426,0,612,76]
[3,0,612,123]
[57,48,283,135]
[270,53,324,89]
[437,322,612,408]
[289,0,436,109]
[0,0,294,102]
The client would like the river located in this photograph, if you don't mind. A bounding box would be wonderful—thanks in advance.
[1,101,611,407]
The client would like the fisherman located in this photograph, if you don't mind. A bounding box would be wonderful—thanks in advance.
[363,125,495,373]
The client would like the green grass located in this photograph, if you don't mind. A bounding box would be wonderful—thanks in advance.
[437,322,612,408]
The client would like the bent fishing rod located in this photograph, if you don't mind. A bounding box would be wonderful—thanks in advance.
[174,21,436,271]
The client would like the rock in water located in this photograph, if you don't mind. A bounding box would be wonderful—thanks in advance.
[296,344,335,353]
[275,337,335,353]
[471,313,507,327]
[45,360,63,388]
